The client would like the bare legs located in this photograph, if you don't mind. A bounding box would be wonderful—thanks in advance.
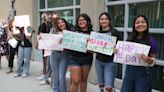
[70,66,91,92]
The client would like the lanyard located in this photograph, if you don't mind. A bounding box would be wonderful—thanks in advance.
[20,32,24,40]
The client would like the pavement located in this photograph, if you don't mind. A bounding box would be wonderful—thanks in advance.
[1,56,161,92]
[0,56,121,92]
[0,56,51,92]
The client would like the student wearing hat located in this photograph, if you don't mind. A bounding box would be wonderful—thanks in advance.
[14,23,32,78]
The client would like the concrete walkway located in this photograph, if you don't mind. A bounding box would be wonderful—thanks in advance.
[0,56,120,92]
[0,56,51,92]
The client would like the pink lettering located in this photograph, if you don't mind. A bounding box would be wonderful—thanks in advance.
[103,42,108,47]
[89,39,108,47]
[89,39,96,43]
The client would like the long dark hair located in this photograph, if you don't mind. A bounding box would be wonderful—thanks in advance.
[76,14,92,32]
[99,12,112,30]
[129,15,150,45]
[56,18,69,31]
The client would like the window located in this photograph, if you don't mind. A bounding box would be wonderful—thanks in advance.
[106,1,164,91]
[117,32,124,79]
[56,10,74,24]
[76,8,80,20]
[39,0,45,9]
[151,33,164,91]
[128,2,164,90]
[39,0,80,24]
[76,0,80,5]
[152,33,164,60]
[48,0,73,8]
[107,5,125,27]
[152,65,164,92]
[129,1,164,28]
[107,4,125,79]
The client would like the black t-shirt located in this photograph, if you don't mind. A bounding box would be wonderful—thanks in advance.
[38,23,48,35]
[19,34,32,47]
[96,27,122,63]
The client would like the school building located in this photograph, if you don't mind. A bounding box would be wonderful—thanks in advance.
[0,0,164,91]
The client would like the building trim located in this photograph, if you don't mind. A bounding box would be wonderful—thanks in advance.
[116,28,164,33]
[39,5,80,12]
[106,0,157,6]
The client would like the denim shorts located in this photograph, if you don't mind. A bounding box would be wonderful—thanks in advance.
[68,56,93,67]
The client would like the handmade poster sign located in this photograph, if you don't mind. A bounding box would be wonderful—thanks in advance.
[13,15,31,36]
[43,49,52,57]
[87,32,117,55]
[114,41,150,66]
[38,33,63,51]
[62,30,89,52]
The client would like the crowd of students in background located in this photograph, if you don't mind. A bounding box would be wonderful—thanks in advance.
[0,11,158,92]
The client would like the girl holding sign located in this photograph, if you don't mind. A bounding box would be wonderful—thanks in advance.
[121,15,158,92]
[68,14,93,92]
[50,18,69,92]
[14,23,32,78]
[95,12,121,92]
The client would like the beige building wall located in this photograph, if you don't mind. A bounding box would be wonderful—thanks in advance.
[0,0,10,20]
[81,0,105,84]
[31,0,39,60]
[14,0,39,32]
[0,0,38,28]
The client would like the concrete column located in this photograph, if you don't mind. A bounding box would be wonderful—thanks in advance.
[0,0,10,20]
[80,0,105,84]
[31,0,39,61]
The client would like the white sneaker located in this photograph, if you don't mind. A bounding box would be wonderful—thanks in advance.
[37,75,45,80]
[39,80,49,85]
[22,74,28,78]
[14,74,21,78]
[48,77,52,83]
[66,71,71,79]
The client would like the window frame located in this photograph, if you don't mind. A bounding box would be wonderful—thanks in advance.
[105,0,164,57]
[38,0,80,24]
[105,0,164,33]
[105,0,164,89]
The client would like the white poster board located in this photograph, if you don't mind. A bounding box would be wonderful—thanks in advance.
[38,33,63,51]
[43,49,52,57]
[13,15,31,36]
[87,32,117,55]
[8,38,18,48]
[62,30,89,53]
[114,41,150,66]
